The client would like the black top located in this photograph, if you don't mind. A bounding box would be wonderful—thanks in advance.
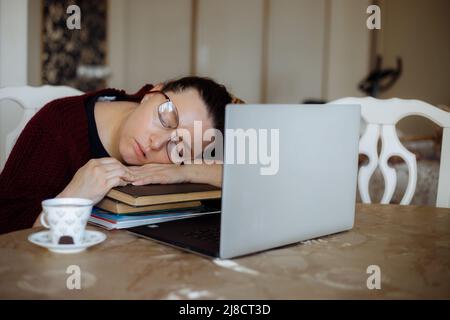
[84,93,127,158]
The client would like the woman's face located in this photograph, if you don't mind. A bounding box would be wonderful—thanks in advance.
[118,88,214,165]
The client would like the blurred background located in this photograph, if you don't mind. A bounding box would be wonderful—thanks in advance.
[0,0,449,204]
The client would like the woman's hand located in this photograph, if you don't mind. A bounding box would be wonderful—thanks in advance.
[129,163,223,188]
[57,158,136,204]
[33,158,135,228]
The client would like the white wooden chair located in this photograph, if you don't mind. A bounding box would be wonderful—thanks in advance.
[328,97,450,208]
[0,85,83,169]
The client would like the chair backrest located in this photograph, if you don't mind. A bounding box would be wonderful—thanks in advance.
[328,97,450,208]
[0,85,83,169]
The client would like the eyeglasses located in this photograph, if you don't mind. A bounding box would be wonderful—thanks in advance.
[147,90,184,163]
[147,90,179,129]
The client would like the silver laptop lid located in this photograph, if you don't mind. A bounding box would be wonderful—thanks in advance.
[220,104,361,259]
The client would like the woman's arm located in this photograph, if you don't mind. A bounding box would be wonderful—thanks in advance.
[183,164,222,187]
[129,163,223,187]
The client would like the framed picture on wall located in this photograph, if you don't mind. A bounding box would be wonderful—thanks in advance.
[41,0,108,91]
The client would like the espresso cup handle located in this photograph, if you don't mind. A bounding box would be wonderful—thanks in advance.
[40,213,51,228]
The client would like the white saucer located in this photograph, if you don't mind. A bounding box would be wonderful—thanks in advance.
[28,230,107,254]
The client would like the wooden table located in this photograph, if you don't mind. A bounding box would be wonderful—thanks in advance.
[0,204,449,299]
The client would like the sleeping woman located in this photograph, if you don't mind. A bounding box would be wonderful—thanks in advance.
[0,76,241,234]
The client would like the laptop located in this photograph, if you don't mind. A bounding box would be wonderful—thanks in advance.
[128,104,361,259]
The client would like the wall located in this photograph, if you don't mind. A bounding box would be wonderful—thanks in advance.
[27,0,42,86]
[0,0,28,169]
[265,0,326,103]
[377,0,450,135]
[0,0,28,86]
[108,0,192,93]
[325,0,371,100]
[0,0,40,169]
[107,0,371,103]
[195,0,264,103]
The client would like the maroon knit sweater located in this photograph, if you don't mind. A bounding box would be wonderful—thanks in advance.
[0,84,153,234]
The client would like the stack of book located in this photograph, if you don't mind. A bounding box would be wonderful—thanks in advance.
[88,183,221,230]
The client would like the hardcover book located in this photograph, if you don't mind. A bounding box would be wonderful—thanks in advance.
[106,183,221,206]
[96,197,202,214]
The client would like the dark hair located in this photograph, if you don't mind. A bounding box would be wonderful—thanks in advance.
[162,76,232,133]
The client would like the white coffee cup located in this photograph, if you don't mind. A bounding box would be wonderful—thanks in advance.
[41,198,93,245]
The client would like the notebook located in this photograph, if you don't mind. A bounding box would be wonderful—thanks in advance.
[96,197,202,214]
[106,183,221,206]
[89,206,220,230]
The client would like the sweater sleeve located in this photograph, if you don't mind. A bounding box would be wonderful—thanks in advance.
[0,112,71,234]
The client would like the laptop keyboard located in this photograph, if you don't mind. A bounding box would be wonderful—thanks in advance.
[128,213,222,257]
[182,226,220,243]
